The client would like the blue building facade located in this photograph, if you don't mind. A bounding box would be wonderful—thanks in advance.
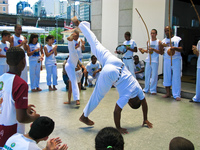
[16,1,30,14]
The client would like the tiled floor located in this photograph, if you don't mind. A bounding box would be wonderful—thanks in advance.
[25,71,200,150]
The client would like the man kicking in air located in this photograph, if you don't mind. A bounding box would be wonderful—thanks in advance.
[71,17,152,134]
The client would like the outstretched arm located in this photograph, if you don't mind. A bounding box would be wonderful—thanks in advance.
[114,104,128,134]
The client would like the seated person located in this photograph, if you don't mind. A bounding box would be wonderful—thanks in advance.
[63,57,69,90]
[134,55,145,79]
[85,55,101,87]
[3,116,68,150]
[169,136,194,150]
[95,127,124,150]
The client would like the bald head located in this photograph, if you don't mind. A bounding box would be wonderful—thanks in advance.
[164,26,173,38]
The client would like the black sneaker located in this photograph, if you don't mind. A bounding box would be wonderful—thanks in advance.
[81,86,86,90]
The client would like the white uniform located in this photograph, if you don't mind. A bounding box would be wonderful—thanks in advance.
[86,61,101,86]
[28,43,41,90]
[0,41,10,75]
[13,35,28,82]
[74,39,83,61]
[135,60,145,79]
[75,69,83,83]
[65,41,80,100]
[44,44,57,86]
[3,133,41,150]
[193,40,200,102]
[122,39,136,78]
[143,39,160,94]
[162,36,182,99]
[79,21,145,117]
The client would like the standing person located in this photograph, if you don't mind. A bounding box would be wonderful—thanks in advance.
[73,29,86,90]
[134,55,145,80]
[71,17,152,134]
[64,34,81,105]
[190,42,200,103]
[27,33,44,92]
[162,26,183,101]
[0,30,10,76]
[139,29,163,95]
[85,55,101,87]
[62,57,69,90]
[122,31,137,78]
[44,35,58,91]
[0,47,40,148]
[9,24,28,82]
[3,116,68,150]
[64,59,87,105]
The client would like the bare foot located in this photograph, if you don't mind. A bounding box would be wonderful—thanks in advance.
[31,89,37,92]
[175,97,181,101]
[49,87,54,91]
[71,16,80,26]
[64,101,71,104]
[36,87,42,91]
[151,93,157,95]
[76,100,80,105]
[162,94,171,98]
[79,114,94,126]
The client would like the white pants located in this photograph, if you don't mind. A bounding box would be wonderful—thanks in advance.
[88,73,99,85]
[79,21,144,117]
[123,58,136,78]
[163,58,181,98]
[76,70,83,83]
[29,60,41,89]
[0,65,9,76]
[193,68,200,102]
[45,63,57,86]
[136,73,144,80]
[65,40,80,100]
[143,62,158,93]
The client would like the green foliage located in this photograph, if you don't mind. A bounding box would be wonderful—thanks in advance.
[50,27,64,41]
[40,34,48,44]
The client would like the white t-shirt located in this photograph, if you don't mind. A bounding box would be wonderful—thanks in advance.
[145,39,160,63]
[3,133,41,150]
[13,35,25,51]
[73,38,83,60]
[162,36,182,59]
[44,44,56,65]
[28,43,41,62]
[135,61,145,76]
[123,39,137,58]
[86,61,101,76]
[0,41,10,65]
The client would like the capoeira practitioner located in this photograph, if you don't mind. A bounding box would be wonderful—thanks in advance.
[139,29,162,95]
[9,24,28,82]
[162,26,183,101]
[190,41,200,103]
[0,30,10,76]
[64,33,80,105]
[122,32,137,78]
[71,17,152,134]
